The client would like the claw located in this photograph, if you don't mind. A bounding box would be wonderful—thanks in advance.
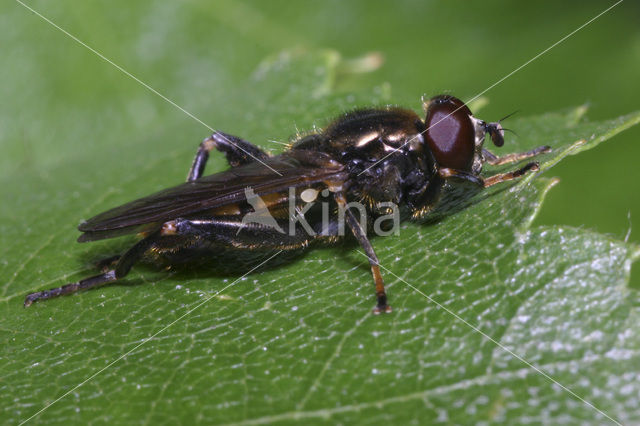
[373,304,392,315]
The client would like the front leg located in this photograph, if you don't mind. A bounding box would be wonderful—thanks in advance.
[439,162,540,188]
[482,145,551,166]
[187,131,270,181]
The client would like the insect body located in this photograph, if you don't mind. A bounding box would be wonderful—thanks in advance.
[24,95,550,312]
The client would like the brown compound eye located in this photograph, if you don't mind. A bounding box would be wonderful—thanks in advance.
[424,95,475,171]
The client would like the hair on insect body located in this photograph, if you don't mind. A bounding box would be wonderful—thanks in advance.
[25,94,550,313]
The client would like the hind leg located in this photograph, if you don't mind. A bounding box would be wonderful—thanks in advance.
[95,254,121,272]
[24,232,159,307]
[187,131,270,181]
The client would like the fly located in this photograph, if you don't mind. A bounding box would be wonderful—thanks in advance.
[24,95,550,313]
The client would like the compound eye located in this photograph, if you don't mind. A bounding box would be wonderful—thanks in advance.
[424,96,475,171]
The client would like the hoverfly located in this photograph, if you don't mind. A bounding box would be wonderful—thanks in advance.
[25,95,550,313]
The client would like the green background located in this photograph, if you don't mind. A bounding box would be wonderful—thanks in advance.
[3,0,639,252]
[2,1,640,424]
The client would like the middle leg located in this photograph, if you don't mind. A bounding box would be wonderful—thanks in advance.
[334,191,391,314]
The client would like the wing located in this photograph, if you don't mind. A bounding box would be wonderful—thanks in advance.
[78,150,347,242]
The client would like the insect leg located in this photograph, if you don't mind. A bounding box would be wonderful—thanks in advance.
[438,168,484,186]
[334,192,391,314]
[187,131,270,181]
[482,162,540,187]
[95,254,121,272]
[24,232,158,307]
[24,271,117,307]
[160,217,311,249]
[439,162,540,188]
[482,145,550,166]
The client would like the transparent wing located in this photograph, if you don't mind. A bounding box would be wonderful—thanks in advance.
[78,151,346,242]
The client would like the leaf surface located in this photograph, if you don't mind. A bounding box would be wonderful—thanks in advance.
[1,37,640,426]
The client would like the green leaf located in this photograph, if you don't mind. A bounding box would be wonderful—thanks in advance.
[3,41,640,426]
[0,51,640,424]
